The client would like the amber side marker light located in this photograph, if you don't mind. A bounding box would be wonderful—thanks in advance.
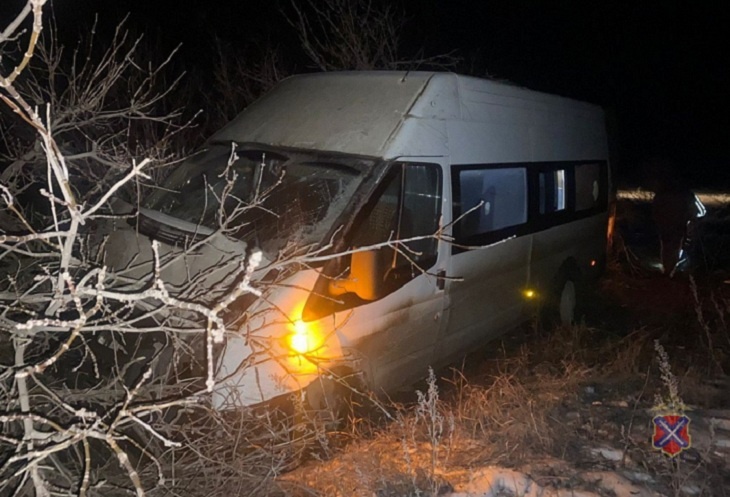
[523,289,536,299]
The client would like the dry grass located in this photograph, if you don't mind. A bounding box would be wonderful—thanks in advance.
[227,201,730,496]
[18,260,719,497]
[277,263,730,497]
[279,323,604,495]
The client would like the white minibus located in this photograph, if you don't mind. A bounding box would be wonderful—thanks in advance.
[107,71,611,411]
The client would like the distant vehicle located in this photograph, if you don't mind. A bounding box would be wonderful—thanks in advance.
[105,72,612,411]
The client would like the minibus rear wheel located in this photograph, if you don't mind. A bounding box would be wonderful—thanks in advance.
[543,262,585,328]
[559,279,578,325]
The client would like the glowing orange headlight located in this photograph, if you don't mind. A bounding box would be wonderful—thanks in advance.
[290,319,312,354]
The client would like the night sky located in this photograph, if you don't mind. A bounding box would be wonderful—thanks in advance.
[2,0,729,188]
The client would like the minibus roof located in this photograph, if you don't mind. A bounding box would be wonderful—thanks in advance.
[212,71,603,158]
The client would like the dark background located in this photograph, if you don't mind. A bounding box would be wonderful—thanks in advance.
[2,0,729,188]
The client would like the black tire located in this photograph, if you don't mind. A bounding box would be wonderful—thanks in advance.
[558,279,578,325]
[542,262,586,328]
[303,373,351,431]
[290,370,363,463]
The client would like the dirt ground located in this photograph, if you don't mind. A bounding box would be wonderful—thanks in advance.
[278,200,730,497]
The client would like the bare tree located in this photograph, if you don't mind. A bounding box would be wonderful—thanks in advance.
[207,39,287,127]
[0,4,296,496]
[0,14,196,230]
[287,0,459,71]
[204,0,460,130]
[0,4,458,495]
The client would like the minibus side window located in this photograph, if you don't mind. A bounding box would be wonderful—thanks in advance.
[575,163,602,211]
[398,164,441,268]
[539,169,566,214]
[303,162,442,319]
[350,162,442,288]
[457,167,527,241]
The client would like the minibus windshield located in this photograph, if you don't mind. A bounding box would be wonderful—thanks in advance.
[145,143,368,258]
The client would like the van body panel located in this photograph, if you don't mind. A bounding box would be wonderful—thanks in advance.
[529,214,609,290]
[335,155,450,391]
[326,267,445,391]
[102,209,250,298]
[212,335,316,408]
[447,120,532,164]
[405,74,460,120]
[115,71,612,409]
[211,72,433,157]
[446,112,606,165]
[213,268,344,408]
[383,118,450,159]
[437,236,531,363]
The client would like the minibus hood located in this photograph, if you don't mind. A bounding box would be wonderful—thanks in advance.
[103,206,269,306]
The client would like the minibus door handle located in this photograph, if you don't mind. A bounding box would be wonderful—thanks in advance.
[436,269,446,290]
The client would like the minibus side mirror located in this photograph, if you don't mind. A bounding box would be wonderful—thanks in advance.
[329,248,385,301]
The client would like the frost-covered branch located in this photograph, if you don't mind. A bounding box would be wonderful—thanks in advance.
[0,7,274,497]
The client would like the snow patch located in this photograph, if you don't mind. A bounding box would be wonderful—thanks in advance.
[589,446,624,462]
[448,467,661,497]
[449,467,556,497]
[581,471,663,497]
[714,437,730,448]
[621,470,655,484]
